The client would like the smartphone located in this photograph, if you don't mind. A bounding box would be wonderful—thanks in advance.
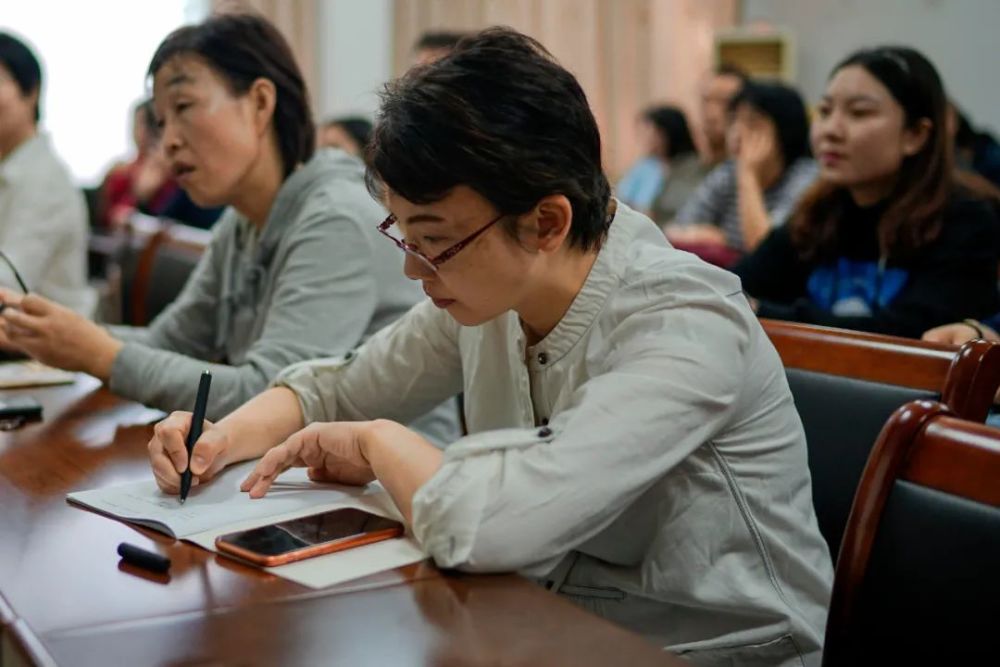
[0,395,42,421]
[215,507,404,567]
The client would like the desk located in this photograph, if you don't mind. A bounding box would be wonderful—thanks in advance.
[0,379,682,666]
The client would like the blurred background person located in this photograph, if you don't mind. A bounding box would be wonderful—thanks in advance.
[951,104,1000,188]
[317,115,372,157]
[0,32,94,316]
[412,30,467,66]
[698,64,747,169]
[666,80,816,262]
[616,105,702,223]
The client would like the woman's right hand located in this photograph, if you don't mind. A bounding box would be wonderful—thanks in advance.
[148,411,231,494]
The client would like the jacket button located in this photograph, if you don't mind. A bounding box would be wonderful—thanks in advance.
[537,352,548,365]
[538,426,553,438]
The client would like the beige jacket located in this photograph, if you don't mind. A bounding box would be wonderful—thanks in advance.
[276,201,833,666]
[0,133,94,315]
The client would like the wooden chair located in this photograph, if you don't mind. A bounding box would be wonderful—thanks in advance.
[761,319,1000,560]
[823,400,1000,665]
[129,219,210,326]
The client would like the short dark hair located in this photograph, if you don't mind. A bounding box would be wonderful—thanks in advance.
[369,27,612,252]
[413,31,467,53]
[792,46,953,259]
[322,116,373,151]
[642,106,697,159]
[729,80,811,165]
[0,32,42,122]
[148,13,315,178]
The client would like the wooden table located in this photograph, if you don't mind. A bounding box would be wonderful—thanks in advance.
[0,378,683,666]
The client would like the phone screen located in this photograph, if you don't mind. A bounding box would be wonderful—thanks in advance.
[220,508,402,557]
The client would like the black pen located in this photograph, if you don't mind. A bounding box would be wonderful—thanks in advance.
[180,370,212,504]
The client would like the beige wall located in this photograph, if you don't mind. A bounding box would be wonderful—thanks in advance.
[393,0,737,177]
[214,0,321,114]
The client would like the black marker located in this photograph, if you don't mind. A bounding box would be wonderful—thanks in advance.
[180,370,212,504]
[117,542,171,574]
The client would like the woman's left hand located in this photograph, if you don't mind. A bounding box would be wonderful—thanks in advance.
[241,421,377,498]
[0,292,122,379]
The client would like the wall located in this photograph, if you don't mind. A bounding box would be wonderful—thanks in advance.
[743,0,1000,134]
[391,0,738,177]
[317,0,393,121]
[216,0,321,114]
[0,0,201,184]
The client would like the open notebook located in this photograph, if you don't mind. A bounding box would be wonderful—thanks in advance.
[67,461,426,588]
[0,360,76,389]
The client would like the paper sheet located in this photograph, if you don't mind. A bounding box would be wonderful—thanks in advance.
[67,461,379,537]
[68,462,427,588]
[0,361,76,388]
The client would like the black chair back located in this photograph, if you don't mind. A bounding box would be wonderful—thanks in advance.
[824,401,1000,665]
[784,369,934,559]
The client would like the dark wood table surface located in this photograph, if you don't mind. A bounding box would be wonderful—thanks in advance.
[0,378,683,666]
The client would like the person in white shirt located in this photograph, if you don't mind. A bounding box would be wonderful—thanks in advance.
[0,32,94,316]
[146,28,833,666]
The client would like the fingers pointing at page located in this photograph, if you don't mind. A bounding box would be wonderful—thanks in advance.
[241,436,302,498]
[241,422,376,498]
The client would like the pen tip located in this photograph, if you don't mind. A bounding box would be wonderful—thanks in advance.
[179,497,186,505]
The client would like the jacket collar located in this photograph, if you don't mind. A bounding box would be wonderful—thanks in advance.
[523,200,643,367]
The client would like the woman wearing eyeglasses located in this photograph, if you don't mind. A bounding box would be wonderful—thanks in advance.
[146,28,832,664]
[0,15,458,442]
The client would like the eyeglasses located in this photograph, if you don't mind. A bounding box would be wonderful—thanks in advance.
[377,212,506,273]
[0,250,28,294]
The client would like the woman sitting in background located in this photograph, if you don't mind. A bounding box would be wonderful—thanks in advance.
[0,14,459,444]
[616,105,703,222]
[0,32,94,316]
[667,80,816,258]
[736,47,1000,339]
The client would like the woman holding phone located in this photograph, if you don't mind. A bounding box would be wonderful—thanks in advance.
[0,14,458,442]
[146,28,832,665]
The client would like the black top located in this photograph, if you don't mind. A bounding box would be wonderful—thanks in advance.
[734,192,1000,338]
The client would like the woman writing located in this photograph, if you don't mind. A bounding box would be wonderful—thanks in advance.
[146,28,831,665]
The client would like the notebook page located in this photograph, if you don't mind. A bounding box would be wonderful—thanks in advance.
[67,460,380,538]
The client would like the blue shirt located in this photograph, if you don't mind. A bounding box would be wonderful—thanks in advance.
[616,157,665,211]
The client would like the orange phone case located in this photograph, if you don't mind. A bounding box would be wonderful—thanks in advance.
[215,523,404,567]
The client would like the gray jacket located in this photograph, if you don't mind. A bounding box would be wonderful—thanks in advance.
[109,149,460,443]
